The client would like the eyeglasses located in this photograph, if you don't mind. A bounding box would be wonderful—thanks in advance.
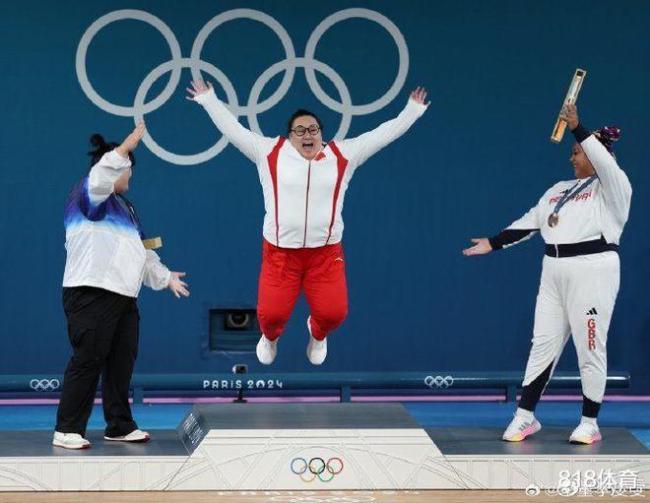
[291,124,320,136]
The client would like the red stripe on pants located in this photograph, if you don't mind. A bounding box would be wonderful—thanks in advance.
[257,239,348,341]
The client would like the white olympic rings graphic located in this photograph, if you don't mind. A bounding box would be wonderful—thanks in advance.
[30,379,61,391]
[424,375,454,389]
[76,8,409,165]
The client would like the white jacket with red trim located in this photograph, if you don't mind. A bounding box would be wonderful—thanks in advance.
[195,88,428,248]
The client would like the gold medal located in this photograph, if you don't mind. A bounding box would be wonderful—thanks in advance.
[548,213,560,227]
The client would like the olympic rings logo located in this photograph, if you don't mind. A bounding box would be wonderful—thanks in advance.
[290,457,344,483]
[76,8,409,165]
[424,375,454,389]
[29,379,61,391]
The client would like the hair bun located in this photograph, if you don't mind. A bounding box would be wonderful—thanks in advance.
[593,126,621,152]
[89,133,107,148]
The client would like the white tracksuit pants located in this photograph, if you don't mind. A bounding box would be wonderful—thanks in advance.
[522,251,620,403]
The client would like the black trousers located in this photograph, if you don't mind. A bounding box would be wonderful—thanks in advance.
[55,286,140,437]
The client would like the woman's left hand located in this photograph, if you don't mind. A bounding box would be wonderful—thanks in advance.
[559,103,580,130]
[168,271,190,298]
[186,80,212,101]
[117,122,145,158]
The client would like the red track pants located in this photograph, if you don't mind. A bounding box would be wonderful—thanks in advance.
[257,239,348,341]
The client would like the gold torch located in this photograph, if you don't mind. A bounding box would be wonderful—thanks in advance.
[550,68,587,143]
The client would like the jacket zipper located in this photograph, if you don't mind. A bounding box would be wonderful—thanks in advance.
[302,160,312,247]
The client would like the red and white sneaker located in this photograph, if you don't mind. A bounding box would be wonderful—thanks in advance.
[104,429,150,442]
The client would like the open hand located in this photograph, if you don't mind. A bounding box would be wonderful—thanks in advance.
[462,238,493,256]
[186,80,212,101]
[410,86,429,106]
[168,271,190,298]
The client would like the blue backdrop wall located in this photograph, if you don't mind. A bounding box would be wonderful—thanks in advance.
[0,0,648,390]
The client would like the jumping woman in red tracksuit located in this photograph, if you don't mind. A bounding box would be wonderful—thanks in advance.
[188,80,428,365]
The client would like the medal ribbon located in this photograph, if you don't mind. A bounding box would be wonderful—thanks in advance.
[116,194,146,239]
[551,175,597,216]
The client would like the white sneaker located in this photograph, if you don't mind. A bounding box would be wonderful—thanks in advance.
[306,316,327,365]
[256,334,277,365]
[502,413,542,442]
[52,431,90,450]
[569,420,602,445]
[104,429,150,442]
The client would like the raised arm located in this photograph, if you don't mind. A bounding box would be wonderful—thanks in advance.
[87,123,144,206]
[463,204,540,256]
[337,87,429,167]
[187,80,273,164]
[560,104,632,226]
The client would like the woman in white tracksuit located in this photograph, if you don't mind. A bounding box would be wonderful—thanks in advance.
[463,104,631,444]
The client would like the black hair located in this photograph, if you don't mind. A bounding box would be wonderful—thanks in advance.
[87,133,135,169]
[287,109,323,136]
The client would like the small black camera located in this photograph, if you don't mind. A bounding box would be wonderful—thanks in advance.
[232,364,248,374]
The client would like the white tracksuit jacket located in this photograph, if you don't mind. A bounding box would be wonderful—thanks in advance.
[490,129,632,404]
[500,135,631,247]
[194,88,428,248]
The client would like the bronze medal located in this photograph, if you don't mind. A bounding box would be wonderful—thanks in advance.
[548,212,560,227]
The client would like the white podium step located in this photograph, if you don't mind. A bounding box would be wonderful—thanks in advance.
[0,404,648,491]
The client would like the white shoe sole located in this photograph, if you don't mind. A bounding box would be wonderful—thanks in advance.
[104,434,150,443]
[502,421,541,442]
[569,431,602,445]
[52,439,90,450]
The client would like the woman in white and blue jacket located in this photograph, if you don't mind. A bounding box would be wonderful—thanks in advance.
[53,124,189,450]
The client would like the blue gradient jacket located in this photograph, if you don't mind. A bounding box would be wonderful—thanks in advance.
[62,150,170,297]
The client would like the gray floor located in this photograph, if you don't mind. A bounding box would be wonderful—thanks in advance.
[426,427,650,455]
[0,429,186,457]
[189,402,420,429]
[177,402,422,454]
[2,405,648,458]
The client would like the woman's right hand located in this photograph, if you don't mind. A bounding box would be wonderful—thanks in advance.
[117,122,145,157]
[462,238,493,256]
[410,86,430,106]
[186,80,212,101]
